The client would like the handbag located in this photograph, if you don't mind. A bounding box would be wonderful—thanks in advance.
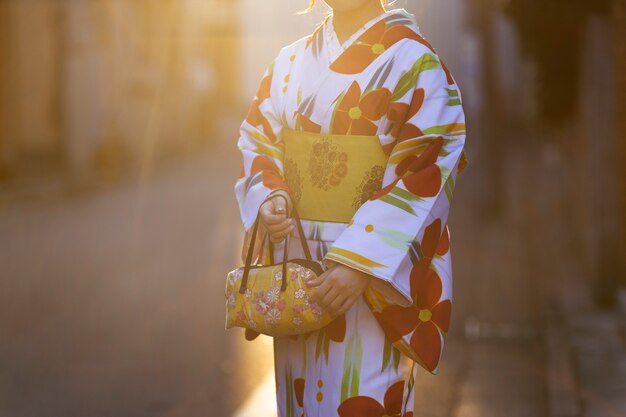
[224,194,334,337]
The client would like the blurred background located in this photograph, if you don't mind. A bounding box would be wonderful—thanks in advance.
[0,0,624,416]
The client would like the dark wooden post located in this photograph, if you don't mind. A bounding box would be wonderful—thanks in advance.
[614,0,626,287]
[467,0,506,220]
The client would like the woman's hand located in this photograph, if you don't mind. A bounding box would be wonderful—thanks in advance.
[259,191,293,243]
[306,260,372,316]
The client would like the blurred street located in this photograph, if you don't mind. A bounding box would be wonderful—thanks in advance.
[0,130,274,417]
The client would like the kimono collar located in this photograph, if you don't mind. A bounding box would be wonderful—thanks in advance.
[323,9,405,62]
[318,8,423,74]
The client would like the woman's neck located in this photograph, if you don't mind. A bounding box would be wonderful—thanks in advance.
[331,2,386,45]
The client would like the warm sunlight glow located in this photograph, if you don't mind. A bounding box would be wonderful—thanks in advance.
[1,1,625,416]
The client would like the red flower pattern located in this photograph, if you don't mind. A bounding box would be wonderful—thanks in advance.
[294,378,305,417]
[332,81,391,135]
[250,156,289,191]
[386,88,425,143]
[371,136,444,202]
[245,72,277,143]
[372,219,451,372]
[330,19,422,75]
[296,112,322,133]
[324,314,346,342]
[337,380,413,417]
[327,11,455,89]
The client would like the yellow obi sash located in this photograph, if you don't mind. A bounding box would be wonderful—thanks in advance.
[283,129,388,223]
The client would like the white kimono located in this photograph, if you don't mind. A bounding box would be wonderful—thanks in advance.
[234,7,467,417]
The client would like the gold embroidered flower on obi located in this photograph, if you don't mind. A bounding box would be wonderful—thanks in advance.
[284,157,303,205]
[309,139,348,190]
[353,165,386,208]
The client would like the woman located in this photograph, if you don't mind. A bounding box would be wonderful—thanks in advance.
[234,0,467,415]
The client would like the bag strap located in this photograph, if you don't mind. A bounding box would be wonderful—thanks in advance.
[239,192,311,294]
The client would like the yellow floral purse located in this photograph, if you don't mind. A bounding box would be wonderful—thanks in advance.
[224,196,334,337]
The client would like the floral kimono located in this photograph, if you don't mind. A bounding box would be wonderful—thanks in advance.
[234,7,467,417]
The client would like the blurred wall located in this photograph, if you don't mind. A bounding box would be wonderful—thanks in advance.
[0,2,63,177]
[481,0,626,294]
[562,2,623,293]
[0,0,238,182]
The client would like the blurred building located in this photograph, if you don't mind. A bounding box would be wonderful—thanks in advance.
[474,0,626,302]
[0,0,238,183]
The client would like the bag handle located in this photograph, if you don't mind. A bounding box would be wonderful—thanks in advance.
[261,193,312,261]
[239,192,311,294]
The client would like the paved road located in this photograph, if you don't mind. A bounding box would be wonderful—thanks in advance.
[0,142,274,417]
[0,130,549,417]
[408,135,548,417]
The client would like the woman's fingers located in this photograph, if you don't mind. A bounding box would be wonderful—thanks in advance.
[327,292,347,315]
[337,296,356,316]
[263,211,287,226]
[319,286,340,311]
[259,202,281,225]
[269,228,293,243]
[266,220,294,243]
[260,198,294,242]
[309,265,367,315]
[271,195,288,214]
[260,198,289,226]
[305,275,324,288]
[306,268,330,288]
[266,218,293,234]
[309,273,333,303]
[269,231,292,243]
[324,259,339,269]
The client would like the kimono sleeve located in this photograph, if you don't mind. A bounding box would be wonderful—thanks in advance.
[325,49,467,305]
[325,49,466,373]
[234,58,289,231]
